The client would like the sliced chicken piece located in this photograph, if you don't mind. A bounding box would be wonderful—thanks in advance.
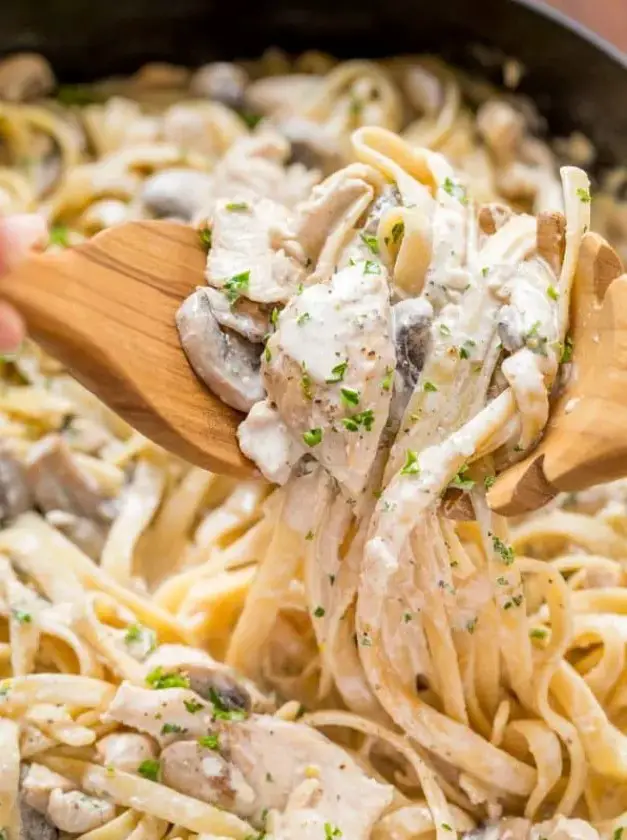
[264,261,395,496]
[0,53,55,101]
[161,740,257,816]
[141,169,213,221]
[190,63,249,109]
[206,197,305,304]
[225,716,393,835]
[478,203,513,235]
[245,75,323,119]
[143,644,273,713]
[25,435,115,524]
[238,399,304,485]
[279,117,344,175]
[203,286,270,343]
[104,683,212,744]
[0,445,33,524]
[21,764,74,814]
[95,732,158,773]
[176,289,264,412]
[46,789,115,834]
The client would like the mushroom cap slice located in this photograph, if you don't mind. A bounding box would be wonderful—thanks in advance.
[176,289,265,412]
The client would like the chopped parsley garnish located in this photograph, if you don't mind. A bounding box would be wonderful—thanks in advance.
[0,829,8,840]
[400,449,420,476]
[458,339,476,360]
[326,361,348,383]
[403,612,413,623]
[329,574,336,585]
[314,606,326,618]
[303,428,323,447]
[49,225,70,248]
[441,824,453,832]
[237,109,263,129]
[439,323,451,336]
[547,285,559,301]
[223,270,250,304]
[57,85,103,106]
[484,475,496,490]
[442,177,468,205]
[161,723,186,735]
[325,824,343,839]
[450,466,475,492]
[492,535,515,565]
[270,307,279,327]
[225,202,249,212]
[11,609,32,624]
[613,827,624,840]
[296,312,311,326]
[530,628,548,640]
[209,688,247,721]
[124,623,142,643]
[146,667,190,690]
[305,530,314,541]
[504,594,524,610]
[184,698,205,713]
[198,226,212,252]
[481,266,489,277]
[137,759,160,781]
[424,381,438,392]
[198,734,220,750]
[342,409,374,432]
[576,187,591,203]
[496,576,509,586]
[301,371,314,401]
[391,220,404,245]
[466,618,478,634]
[381,366,394,391]
[363,260,381,275]
[561,335,574,363]
[524,322,548,357]
[340,387,360,407]
[360,232,379,255]
[264,345,272,363]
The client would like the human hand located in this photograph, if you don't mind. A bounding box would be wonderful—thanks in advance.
[0,214,48,354]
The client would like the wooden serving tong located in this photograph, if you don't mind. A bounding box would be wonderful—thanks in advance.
[1,220,625,514]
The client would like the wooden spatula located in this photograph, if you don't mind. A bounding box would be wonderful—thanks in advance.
[0,220,254,478]
[2,219,625,514]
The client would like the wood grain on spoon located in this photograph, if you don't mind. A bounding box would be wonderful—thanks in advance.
[0,220,254,478]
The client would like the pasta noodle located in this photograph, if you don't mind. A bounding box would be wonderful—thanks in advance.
[0,46,627,840]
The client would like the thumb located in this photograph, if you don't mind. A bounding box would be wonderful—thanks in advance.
[0,213,48,274]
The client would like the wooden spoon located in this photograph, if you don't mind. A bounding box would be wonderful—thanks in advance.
[3,220,625,514]
[1,220,254,478]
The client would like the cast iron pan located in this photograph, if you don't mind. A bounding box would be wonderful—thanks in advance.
[0,0,625,168]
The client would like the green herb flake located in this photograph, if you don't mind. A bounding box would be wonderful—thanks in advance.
[305,530,314,541]
[184,698,205,714]
[314,605,326,618]
[381,366,394,391]
[342,409,374,432]
[496,576,509,586]
[264,345,272,363]
[146,667,190,691]
[442,177,468,205]
[391,220,405,245]
[466,618,478,634]
[198,733,220,750]
[340,387,360,407]
[613,827,624,840]
[225,202,250,212]
[576,187,591,203]
[400,449,420,476]
[301,371,314,401]
[492,535,515,566]
[161,723,186,735]
[124,623,142,644]
[49,225,70,248]
[424,381,438,392]
[403,612,413,623]
[137,759,160,781]
[198,226,212,252]
[360,232,379,255]
[223,270,250,305]
[484,475,496,490]
[270,307,280,327]
[237,109,263,129]
[296,312,311,326]
[439,323,451,336]
[209,688,247,721]
[561,335,574,363]
[481,267,489,277]
[450,466,475,492]
[441,824,453,832]
[326,361,348,383]
[547,285,559,301]
[11,609,32,624]
[57,85,102,106]
[363,260,381,275]
[530,628,548,640]
[325,824,343,839]
[303,428,323,447]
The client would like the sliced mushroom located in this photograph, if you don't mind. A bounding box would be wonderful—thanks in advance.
[0,53,55,102]
[185,663,251,713]
[0,445,33,525]
[140,169,214,221]
[46,790,116,834]
[536,210,566,275]
[497,304,525,353]
[161,740,257,816]
[190,63,249,110]
[278,117,344,175]
[203,287,270,343]
[21,764,74,815]
[176,289,265,412]
[25,435,115,524]
[392,298,433,391]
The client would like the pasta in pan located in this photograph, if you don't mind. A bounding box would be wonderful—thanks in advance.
[0,46,627,840]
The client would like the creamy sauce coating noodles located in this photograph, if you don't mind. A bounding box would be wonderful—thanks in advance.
[0,46,627,840]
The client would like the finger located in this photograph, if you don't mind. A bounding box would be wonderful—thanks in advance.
[0,213,48,274]
[0,302,25,354]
